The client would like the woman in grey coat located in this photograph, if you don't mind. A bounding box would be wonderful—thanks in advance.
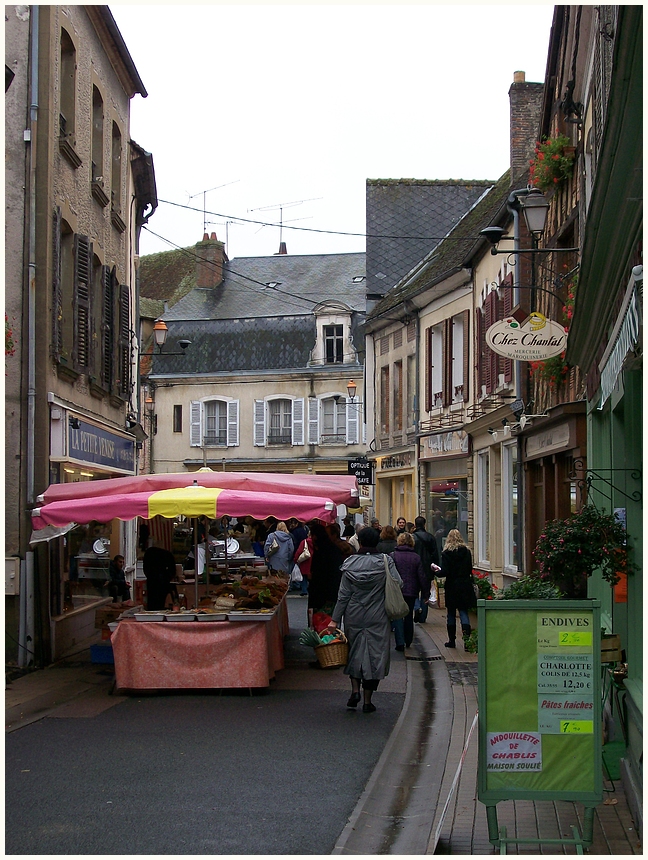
[264,522,295,576]
[325,527,402,713]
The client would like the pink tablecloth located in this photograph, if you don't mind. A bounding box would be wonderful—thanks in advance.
[112,599,288,690]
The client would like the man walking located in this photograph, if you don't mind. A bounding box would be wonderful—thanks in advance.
[412,516,440,623]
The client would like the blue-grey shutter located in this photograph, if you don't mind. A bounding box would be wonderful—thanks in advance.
[346,400,359,445]
[227,400,239,447]
[190,401,202,446]
[254,400,266,446]
[292,398,304,446]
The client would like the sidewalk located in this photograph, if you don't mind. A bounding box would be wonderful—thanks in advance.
[418,606,641,855]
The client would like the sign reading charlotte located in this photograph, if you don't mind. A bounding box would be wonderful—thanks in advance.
[486,312,567,361]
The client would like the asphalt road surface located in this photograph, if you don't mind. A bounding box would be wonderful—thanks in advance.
[6,599,405,855]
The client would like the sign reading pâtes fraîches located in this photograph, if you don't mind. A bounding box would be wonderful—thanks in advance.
[486,312,567,361]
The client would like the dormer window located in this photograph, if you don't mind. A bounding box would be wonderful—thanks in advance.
[324,324,344,363]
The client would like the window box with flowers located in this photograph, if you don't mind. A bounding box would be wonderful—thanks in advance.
[532,505,637,598]
[529,134,576,192]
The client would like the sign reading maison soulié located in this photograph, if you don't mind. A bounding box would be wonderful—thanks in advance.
[486,312,567,361]
[68,419,136,473]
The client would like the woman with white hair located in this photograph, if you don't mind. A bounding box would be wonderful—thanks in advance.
[440,529,476,649]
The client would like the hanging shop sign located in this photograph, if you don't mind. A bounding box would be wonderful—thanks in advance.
[68,418,136,473]
[348,457,373,486]
[486,312,567,361]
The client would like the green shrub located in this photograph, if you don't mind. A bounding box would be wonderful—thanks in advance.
[498,575,564,600]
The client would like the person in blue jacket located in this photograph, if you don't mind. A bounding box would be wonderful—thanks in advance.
[264,521,295,576]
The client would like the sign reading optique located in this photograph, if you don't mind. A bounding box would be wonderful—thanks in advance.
[486,312,567,361]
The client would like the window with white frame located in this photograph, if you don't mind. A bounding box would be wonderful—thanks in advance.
[430,324,443,408]
[307,395,361,446]
[477,450,490,564]
[190,399,239,447]
[324,325,344,363]
[254,397,304,447]
[451,314,464,403]
[502,443,519,571]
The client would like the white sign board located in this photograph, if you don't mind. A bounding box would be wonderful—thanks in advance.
[486,312,567,361]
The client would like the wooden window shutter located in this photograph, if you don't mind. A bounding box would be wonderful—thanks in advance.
[73,233,92,371]
[346,399,359,445]
[292,398,304,446]
[227,400,239,447]
[101,266,114,390]
[52,207,63,360]
[253,400,266,446]
[117,283,130,398]
[442,319,453,407]
[500,273,514,383]
[462,309,470,401]
[424,327,432,412]
[307,397,319,444]
[190,401,202,446]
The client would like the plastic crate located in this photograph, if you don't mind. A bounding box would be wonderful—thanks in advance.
[90,643,114,664]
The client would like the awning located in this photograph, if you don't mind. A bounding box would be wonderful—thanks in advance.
[598,267,643,408]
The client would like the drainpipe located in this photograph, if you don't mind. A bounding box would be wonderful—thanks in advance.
[507,187,529,573]
[21,5,39,666]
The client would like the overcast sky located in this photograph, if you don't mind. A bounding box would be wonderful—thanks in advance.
[110,4,555,261]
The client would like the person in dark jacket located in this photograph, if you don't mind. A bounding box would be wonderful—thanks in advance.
[441,529,477,648]
[307,522,347,616]
[394,517,408,536]
[412,516,441,623]
[106,554,131,603]
[143,544,177,610]
[376,525,397,555]
[390,533,430,649]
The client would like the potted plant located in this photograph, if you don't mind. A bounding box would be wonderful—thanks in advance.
[498,575,564,600]
[529,134,576,192]
[533,505,635,598]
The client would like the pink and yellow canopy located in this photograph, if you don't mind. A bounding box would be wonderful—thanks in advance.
[37,470,359,508]
[31,485,337,533]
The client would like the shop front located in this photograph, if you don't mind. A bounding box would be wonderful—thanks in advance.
[46,409,138,660]
[373,449,417,528]
[419,430,470,558]
[519,402,587,574]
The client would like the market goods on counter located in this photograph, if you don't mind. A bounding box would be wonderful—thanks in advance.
[163,611,197,621]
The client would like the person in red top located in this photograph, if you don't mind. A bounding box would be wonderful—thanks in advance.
[293,533,314,596]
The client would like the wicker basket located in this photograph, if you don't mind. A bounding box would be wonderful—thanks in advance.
[314,631,348,668]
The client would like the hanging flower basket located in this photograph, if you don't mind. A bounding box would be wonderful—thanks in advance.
[529,135,575,192]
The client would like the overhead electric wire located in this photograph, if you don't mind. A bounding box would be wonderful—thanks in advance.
[156,197,495,243]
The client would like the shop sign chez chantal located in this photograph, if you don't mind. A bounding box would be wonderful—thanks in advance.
[486,312,567,361]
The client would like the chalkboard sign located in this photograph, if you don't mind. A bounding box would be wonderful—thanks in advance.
[478,599,602,804]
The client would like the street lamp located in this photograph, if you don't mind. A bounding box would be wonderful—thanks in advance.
[518,188,550,238]
[153,319,192,354]
[347,379,357,402]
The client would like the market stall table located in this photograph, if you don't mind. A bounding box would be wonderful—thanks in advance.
[111,598,289,691]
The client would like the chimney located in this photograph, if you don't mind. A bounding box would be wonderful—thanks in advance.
[509,71,544,182]
[195,231,226,288]
[275,241,288,255]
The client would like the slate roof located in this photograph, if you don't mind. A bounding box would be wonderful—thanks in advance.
[367,170,512,322]
[147,251,366,375]
[139,247,196,305]
[162,252,366,321]
[366,179,495,295]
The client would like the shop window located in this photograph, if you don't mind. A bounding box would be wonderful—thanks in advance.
[254,398,304,447]
[173,405,182,434]
[393,361,403,431]
[502,444,519,571]
[477,451,490,564]
[427,478,468,556]
[190,399,239,447]
[324,325,344,363]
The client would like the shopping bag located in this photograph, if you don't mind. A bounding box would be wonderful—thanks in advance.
[266,536,280,557]
[290,564,303,583]
[296,541,311,564]
[383,555,409,621]
[427,580,438,607]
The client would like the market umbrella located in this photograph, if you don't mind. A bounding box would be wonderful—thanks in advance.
[31,485,337,531]
[36,470,359,508]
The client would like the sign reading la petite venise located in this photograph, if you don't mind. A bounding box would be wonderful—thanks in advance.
[486,312,567,361]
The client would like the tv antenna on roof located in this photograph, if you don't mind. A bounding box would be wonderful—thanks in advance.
[187,179,240,234]
[249,197,322,250]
